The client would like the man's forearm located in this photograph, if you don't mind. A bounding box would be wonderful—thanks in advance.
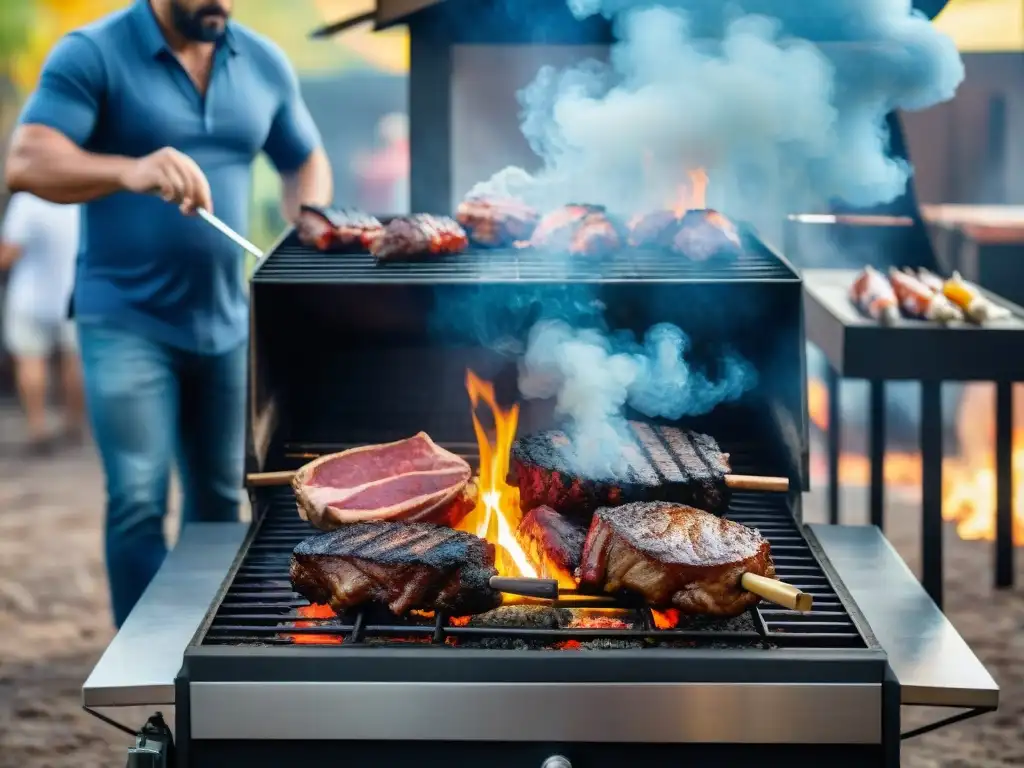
[5,125,132,204]
[0,243,22,271]
[281,148,332,222]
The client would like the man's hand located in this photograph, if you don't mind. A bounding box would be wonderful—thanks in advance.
[119,147,213,215]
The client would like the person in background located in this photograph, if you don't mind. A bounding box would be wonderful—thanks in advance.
[4,0,333,627]
[0,193,84,453]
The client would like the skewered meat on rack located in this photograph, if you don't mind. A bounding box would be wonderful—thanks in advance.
[292,433,475,531]
[888,268,962,323]
[510,423,733,518]
[296,206,383,252]
[670,210,742,261]
[290,522,503,617]
[577,502,776,618]
[849,265,900,324]
[371,215,469,261]
[456,197,540,247]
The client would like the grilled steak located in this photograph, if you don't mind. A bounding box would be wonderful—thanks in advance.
[510,423,732,519]
[671,210,741,261]
[529,204,622,256]
[456,197,540,247]
[516,505,587,581]
[293,433,474,531]
[371,214,469,261]
[296,205,383,252]
[291,522,502,616]
[578,502,775,617]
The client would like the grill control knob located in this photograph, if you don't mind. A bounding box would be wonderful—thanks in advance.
[541,757,572,768]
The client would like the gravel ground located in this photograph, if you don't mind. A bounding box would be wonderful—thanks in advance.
[0,403,1021,767]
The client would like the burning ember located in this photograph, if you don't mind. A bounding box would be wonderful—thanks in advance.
[808,377,1024,544]
[291,603,342,645]
[459,371,538,577]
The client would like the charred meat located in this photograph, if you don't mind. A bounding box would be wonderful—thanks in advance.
[671,210,741,261]
[516,505,587,580]
[456,197,540,247]
[290,522,502,617]
[510,423,732,519]
[529,204,622,257]
[296,205,384,253]
[371,214,469,261]
[578,502,775,618]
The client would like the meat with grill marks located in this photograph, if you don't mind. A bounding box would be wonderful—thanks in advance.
[515,505,587,580]
[290,522,502,617]
[456,197,540,247]
[510,423,732,519]
[370,215,469,261]
[296,205,384,253]
[578,502,775,618]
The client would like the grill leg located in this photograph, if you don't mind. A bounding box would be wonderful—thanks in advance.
[921,381,944,608]
[827,365,841,525]
[869,380,886,531]
[995,380,1015,588]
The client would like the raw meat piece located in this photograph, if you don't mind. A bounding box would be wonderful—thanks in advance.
[296,205,383,252]
[292,433,474,530]
[578,502,775,617]
[515,505,587,580]
[290,522,502,616]
[456,197,540,246]
[509,423,731,519]
[371,214,468,261]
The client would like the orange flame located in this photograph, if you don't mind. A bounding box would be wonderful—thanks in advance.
[808,377,1024,545]
[670,168,709,217]
[651,608,680,629]
[459,371,537,577]
[289,603,342,644]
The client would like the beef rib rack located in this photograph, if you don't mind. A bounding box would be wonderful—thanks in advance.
[292,433,475,531]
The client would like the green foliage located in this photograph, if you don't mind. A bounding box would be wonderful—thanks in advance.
[0,2,36,71]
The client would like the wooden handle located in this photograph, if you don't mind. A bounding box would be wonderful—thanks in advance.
[724,474,789,492]
[741,573,812,612]
[489,577,560,600]
[246,471,296,487]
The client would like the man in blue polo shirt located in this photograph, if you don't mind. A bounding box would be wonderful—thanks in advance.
[5,0,333,626]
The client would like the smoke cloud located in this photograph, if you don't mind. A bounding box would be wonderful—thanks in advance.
[519,320,757,478]
[473,0,964,229]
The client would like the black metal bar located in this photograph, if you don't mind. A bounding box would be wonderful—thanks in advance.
[995,380,1015,588]
[827,365,841,524]
[901,706,995,740]
[920,381,944,608]
[868,380,886,530]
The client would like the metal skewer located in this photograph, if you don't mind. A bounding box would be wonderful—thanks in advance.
[196,207,264,259]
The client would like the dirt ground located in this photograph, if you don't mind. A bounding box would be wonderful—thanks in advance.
[0,403,1022,767]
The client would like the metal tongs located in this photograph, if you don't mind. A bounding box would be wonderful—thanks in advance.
[196,207,264,260]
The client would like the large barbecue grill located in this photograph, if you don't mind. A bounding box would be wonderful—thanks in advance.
[82,221,999,767]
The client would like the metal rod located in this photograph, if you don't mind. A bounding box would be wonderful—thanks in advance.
[196,207,264,259]
[869,380,886,530]
[826,365,841,525]
[920,381,944,608]
[995,380,1014,588]
[787,213,914,227]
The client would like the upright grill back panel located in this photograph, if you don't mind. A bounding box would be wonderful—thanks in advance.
[248,228,809,498]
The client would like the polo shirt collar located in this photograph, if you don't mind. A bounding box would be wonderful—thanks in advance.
[132,0,239,58]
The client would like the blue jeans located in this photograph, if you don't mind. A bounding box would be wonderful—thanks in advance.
[78,323,246,627]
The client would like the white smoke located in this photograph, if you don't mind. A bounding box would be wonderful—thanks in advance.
[519,320,756,478]
[472,0,964,229]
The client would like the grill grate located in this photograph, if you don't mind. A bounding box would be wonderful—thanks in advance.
[202,443,865,651]
[251,231,798,284]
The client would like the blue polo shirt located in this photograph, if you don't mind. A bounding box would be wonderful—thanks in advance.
[17,0,321,354]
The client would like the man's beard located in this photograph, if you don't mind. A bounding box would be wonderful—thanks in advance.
[169,1,229,43]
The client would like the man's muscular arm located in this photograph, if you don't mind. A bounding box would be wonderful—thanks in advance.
[5,33,212,214]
